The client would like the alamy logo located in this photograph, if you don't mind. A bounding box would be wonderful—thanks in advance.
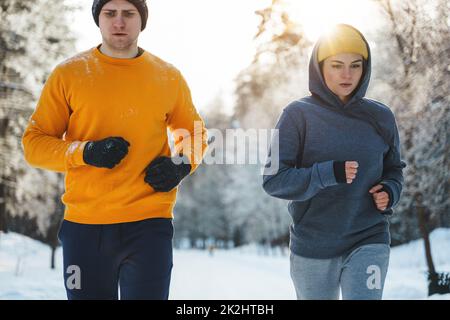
[366,265,381,290]
[170,122,280,175]
[66,265,81,290]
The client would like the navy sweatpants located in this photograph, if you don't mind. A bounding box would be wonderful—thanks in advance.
[57,217,173,300]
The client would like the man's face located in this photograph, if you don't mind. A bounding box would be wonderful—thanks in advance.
[99,0,142,51]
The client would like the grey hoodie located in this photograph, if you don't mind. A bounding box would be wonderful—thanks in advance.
[262,25,406,259]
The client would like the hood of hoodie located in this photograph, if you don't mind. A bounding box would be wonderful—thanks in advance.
[308,24,371,110]
[305,25,405,168]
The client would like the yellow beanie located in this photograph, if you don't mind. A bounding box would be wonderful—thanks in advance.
[317,25,368,62]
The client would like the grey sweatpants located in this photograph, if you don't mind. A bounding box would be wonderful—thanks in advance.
[290,243,390,300]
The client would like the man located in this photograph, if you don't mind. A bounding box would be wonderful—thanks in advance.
[22,0,207,300]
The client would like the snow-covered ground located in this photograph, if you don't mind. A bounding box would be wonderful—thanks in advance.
[1,229,450,300]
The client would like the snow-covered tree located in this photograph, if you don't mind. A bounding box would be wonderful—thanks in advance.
[230,0,311,250]
[370,0,450,244]
[370,0,450,295]
[175,99,235,249]
[1,0,77,268]
[234,0,312,130]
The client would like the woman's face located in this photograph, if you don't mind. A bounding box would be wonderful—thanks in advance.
[322,53,364,103]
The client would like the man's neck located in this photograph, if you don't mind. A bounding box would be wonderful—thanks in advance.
[99,43,140,59]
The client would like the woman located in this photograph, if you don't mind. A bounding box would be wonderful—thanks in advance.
[262,24,406,300]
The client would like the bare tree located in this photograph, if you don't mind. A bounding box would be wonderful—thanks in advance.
[234,0,312,129]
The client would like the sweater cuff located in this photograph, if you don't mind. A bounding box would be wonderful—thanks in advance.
[333,161,347,184]
[65,141,88,168]
[317,160,338,188]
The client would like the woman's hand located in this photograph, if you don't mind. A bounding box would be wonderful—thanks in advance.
[345,161,359,184]
[369,184,389,211]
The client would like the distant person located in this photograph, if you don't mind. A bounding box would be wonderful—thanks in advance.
[208,245,215,257]
[262,24,406,300]
[22,0,207,300]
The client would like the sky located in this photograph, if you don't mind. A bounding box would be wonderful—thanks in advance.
[66,0,383,114]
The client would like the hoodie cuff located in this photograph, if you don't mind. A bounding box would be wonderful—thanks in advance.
[317,160,338,188]
[333,161,347,183]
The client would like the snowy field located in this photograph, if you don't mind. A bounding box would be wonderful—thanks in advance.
[1,229,450,300]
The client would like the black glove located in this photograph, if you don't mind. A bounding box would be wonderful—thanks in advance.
[144,156,191,192]
[83,136,130,169]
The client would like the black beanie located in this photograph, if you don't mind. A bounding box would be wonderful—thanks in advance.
[92,0,148,31]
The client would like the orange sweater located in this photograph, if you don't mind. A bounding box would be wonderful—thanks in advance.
[22,47,207,224]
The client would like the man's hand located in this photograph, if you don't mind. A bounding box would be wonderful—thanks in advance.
[83,136,130,169]
[144,156,191,192]
[369,184,390,211]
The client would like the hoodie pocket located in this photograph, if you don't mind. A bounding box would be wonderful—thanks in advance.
[288,200,312,225]
[298,194,385,239]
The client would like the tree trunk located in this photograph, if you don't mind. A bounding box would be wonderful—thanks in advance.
[0,117,9,233]
[416,201,436,275]
[414,192,450,295]
[0,179,7,233]
[50,246,56,270]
